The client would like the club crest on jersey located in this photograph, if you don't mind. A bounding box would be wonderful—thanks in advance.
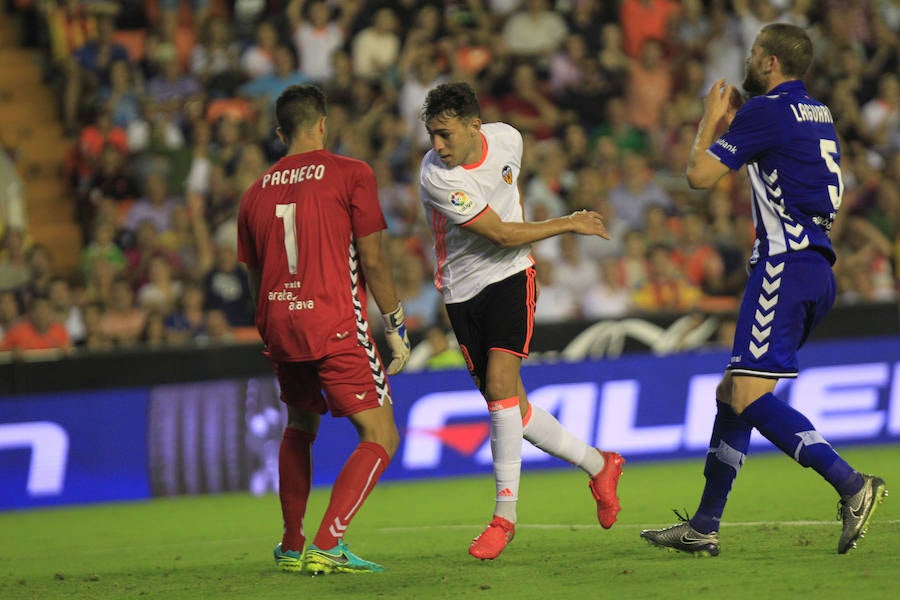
[502,165,513,185]
[448,191,475,215]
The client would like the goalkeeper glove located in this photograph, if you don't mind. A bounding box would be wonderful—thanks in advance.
[382,303,410,375]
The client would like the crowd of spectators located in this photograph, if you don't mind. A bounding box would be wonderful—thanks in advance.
[1,0,899,361]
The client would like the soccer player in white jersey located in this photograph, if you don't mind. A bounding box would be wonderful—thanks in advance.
[418,81,625,560]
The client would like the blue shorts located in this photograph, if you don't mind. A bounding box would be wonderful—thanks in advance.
[728,250,835,378]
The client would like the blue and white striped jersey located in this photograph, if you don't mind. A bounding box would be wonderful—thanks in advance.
[708,80,843,265]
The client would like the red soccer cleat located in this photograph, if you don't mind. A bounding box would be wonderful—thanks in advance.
[468,516,515,560]
[589,450,625,529]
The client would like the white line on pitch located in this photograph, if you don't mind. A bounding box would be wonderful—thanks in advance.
[376,519,900,533]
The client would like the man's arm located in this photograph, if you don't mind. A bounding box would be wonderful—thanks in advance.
[246,265,261,309]
[686,79,738,189]
[464,207,609,248]
[356,229,409,375]
[286,0,307,31]
[356,230,401,315]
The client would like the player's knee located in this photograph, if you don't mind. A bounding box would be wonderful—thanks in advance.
[362,422,399,458]
[286,407,319,432]
[380,426,400,458]
[483,380,518,405]
[716,373,733,405]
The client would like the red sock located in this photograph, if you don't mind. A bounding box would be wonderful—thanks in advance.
[279,427,315,552]
[312,442,390,550]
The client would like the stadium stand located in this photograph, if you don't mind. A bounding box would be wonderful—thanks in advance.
[1,0,898,361]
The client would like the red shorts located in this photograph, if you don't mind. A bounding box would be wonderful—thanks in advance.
[273,343,393,418]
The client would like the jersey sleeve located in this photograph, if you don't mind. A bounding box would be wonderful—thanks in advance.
[420,160,489,226]
[510,124,524,161]
[236,190,258,268]
[349,162,388,239]
[708,98,782,170]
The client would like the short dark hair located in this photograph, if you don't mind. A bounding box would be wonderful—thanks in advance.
[421,82,480,123]
[758,23,813,78]
[275,84,328,141]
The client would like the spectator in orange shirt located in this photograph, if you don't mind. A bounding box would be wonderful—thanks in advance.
[0,294,72,356]
[619,0,681,59]
[625,38,673,134]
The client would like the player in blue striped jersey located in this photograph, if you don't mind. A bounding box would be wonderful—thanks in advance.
[641,23,886,556]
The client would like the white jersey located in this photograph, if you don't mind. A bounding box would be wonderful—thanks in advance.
[419,122,533,303]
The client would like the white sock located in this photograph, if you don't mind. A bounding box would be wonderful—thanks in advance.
[488,397,523,523]
[523,403,604,476]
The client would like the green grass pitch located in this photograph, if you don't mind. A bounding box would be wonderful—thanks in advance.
[1,445,897,599]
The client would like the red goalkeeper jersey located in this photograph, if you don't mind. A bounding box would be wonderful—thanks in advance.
[237,149,387,361]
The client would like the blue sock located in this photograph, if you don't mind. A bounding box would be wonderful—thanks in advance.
[690,401,751,534]
[740,393,863,497]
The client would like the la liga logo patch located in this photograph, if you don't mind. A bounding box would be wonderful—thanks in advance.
[502,165,513,185]
[448,190,475,214]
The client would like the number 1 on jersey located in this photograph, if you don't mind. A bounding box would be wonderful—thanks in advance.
[275,203,298,274]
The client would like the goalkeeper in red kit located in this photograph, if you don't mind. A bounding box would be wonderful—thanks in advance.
[237,84,410,575]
